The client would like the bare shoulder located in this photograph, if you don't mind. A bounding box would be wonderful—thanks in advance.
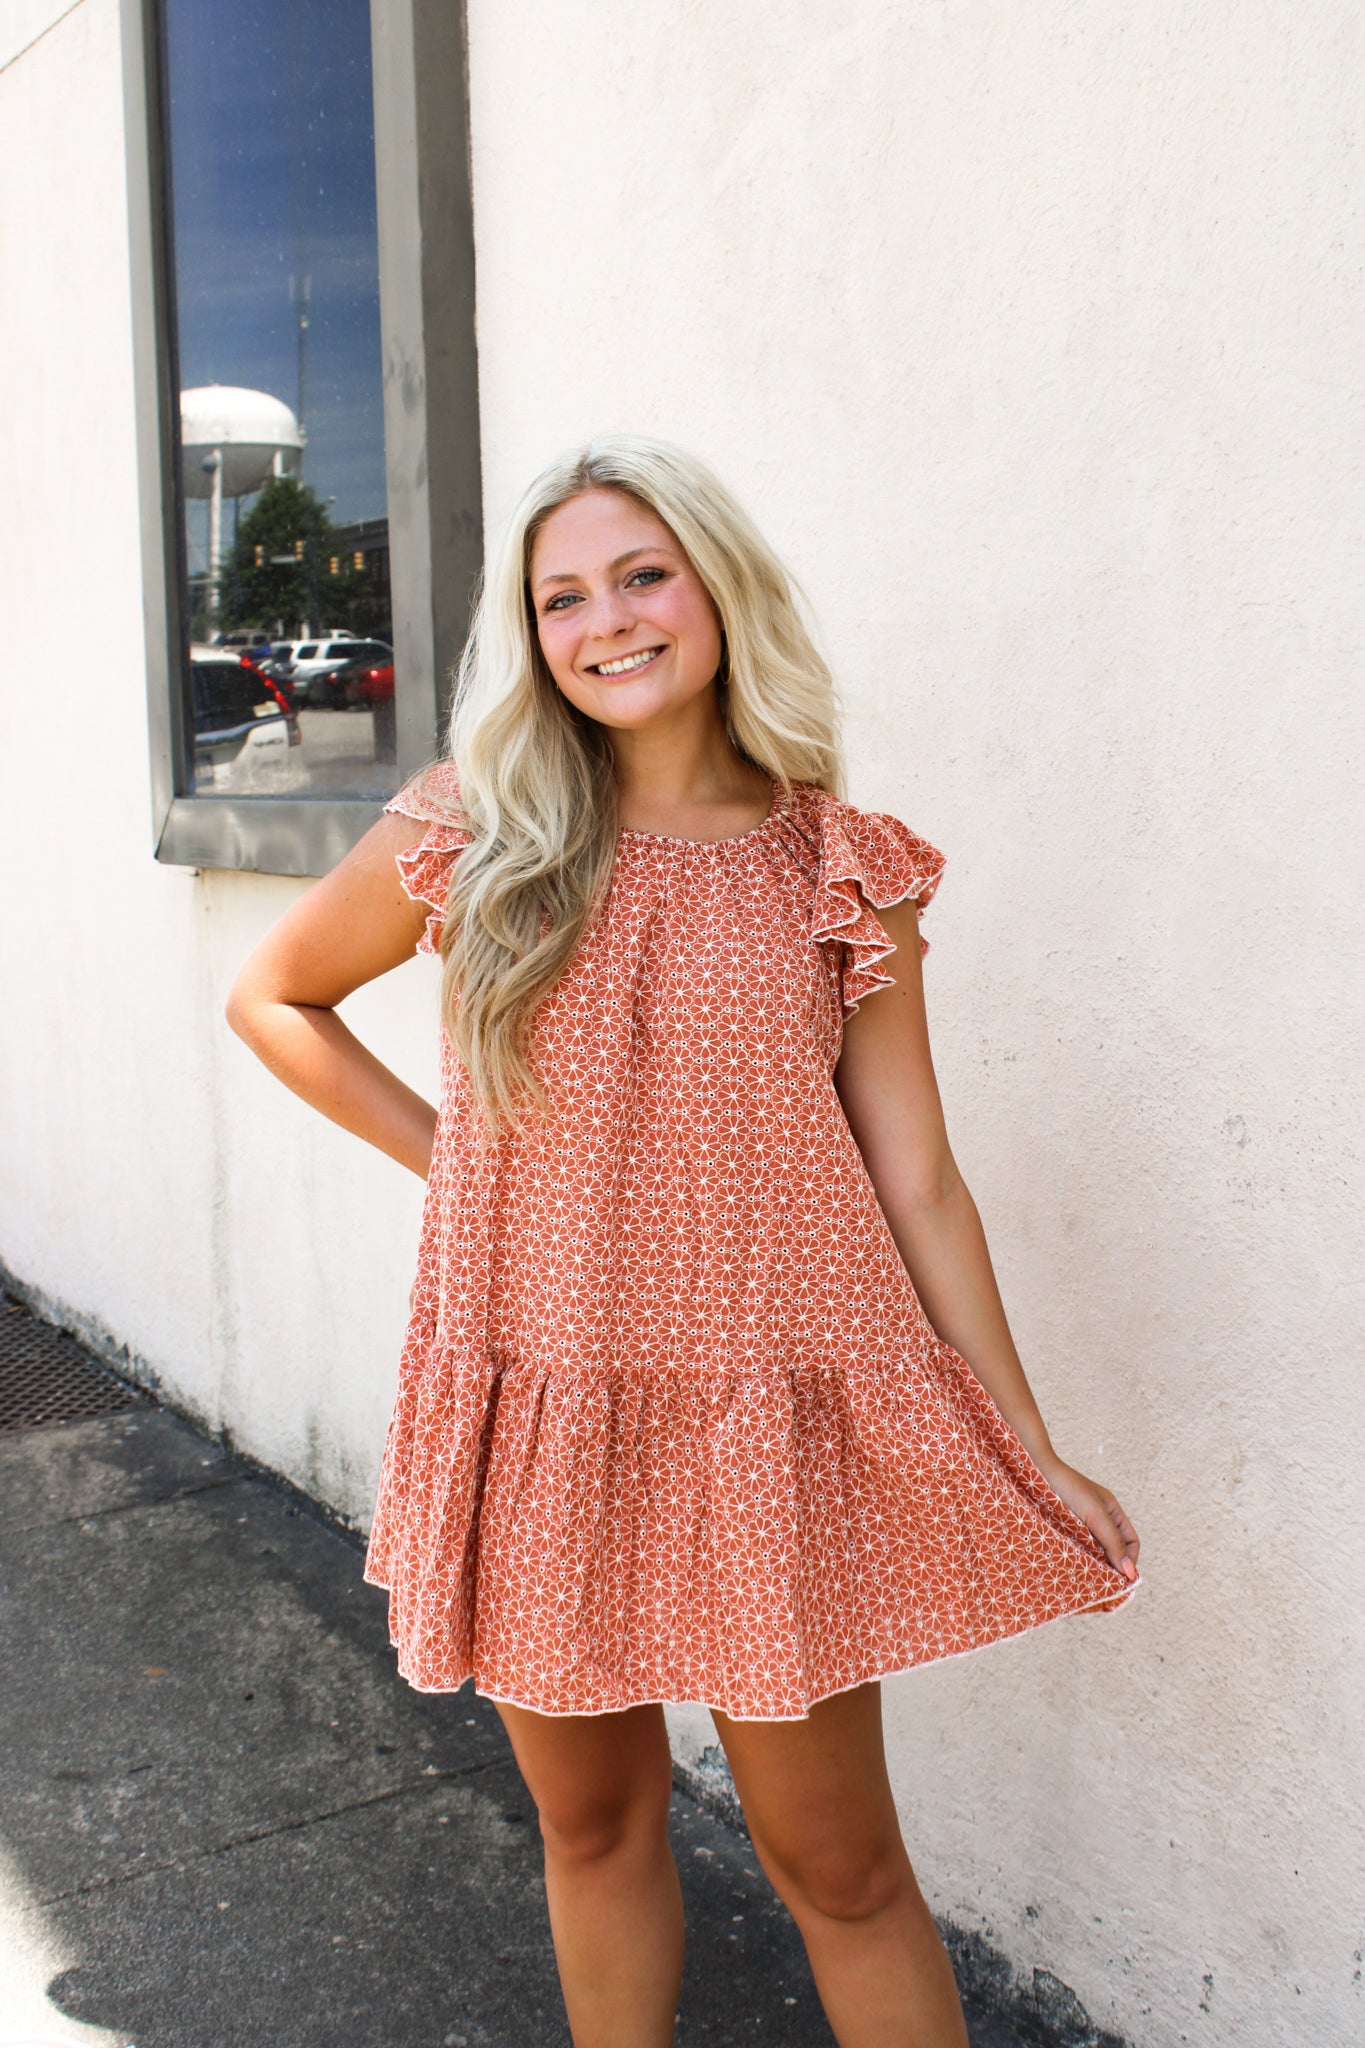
[305,806,434,924]
[340,804,436,875]
[229,809,433,1014]
[833,895,952,1186]
[839,897,930,1039]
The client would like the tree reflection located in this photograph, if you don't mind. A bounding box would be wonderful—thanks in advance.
[208,478,390,644]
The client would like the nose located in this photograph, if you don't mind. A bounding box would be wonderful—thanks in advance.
[586,582,637,641]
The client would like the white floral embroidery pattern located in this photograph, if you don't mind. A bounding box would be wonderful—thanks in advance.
[364,769,1134,1718]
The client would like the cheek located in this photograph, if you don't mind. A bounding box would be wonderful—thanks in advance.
[536,613,578,683]
[656,581,722,668]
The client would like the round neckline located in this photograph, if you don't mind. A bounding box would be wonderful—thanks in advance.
[618,776,788,847]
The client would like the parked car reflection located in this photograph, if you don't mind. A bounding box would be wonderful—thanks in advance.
[254,642,299,680]
[210,628,278,658]
[282,636,392,707]
[186,646,300,791]
[334,650,395,760]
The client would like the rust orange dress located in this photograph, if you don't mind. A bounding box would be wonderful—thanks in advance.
[364,764,1134,1718]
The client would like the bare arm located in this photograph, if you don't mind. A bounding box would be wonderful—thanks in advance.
[225,810,439,1180]
[834,898,1139,1579]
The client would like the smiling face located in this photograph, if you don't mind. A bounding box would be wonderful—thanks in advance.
[529,487,725,736]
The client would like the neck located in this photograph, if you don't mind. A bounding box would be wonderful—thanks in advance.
[607,692,747,805]
[605,689,771,836]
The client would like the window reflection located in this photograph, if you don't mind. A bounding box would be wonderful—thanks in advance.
[162,0,397,799]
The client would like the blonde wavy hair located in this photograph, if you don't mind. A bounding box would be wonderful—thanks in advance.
[417,434,842,1125]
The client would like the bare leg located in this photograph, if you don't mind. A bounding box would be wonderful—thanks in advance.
[494,1698,684,2047]
[713,1683,968,2048]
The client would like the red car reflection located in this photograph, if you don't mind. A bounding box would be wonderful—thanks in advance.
[338,657,394,707]
[334,653,396,762]
[240,653,297,718]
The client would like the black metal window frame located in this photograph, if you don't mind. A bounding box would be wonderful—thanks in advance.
[120,0,482,878]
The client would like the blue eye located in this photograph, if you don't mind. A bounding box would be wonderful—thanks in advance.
[629,567,665,587]
[543,591,578,612]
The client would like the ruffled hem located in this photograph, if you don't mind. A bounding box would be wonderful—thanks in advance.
[384,762,471,955]
[366,1582,1141,1720]
[364,1342,1136,1720]
[806,792,947,1012]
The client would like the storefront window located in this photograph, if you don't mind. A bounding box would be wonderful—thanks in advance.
[162,0,398,800]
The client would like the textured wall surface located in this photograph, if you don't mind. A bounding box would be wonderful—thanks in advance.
[460,6,1362,2040]
[0,3,1360,2044]
[0,0,435,1506]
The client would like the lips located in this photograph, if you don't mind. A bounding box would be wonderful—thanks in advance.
[589,645,665,677]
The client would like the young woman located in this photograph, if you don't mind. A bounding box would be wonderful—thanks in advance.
[227,437,1139,2048]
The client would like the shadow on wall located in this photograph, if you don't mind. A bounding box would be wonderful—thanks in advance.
[673,1744,1129,2048]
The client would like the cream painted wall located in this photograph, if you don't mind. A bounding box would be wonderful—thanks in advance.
[461,4,1362,2041]
[0,0,434,1508]
[0,2,1360,2044]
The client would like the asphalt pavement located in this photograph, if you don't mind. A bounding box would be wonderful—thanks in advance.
[0,1315,1028,2048]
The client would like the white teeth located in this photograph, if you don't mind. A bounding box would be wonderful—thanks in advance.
[595,647,661,676]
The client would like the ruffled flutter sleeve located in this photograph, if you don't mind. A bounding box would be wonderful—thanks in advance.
[383,761,472,957]
[810,792,947,1013]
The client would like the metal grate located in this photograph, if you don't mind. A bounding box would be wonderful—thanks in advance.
[0,1294,144,1434]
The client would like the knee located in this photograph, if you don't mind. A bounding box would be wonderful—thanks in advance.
[757,1832,913,1925]
[534,1777,669,1870]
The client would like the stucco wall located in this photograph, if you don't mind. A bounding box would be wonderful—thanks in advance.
[462,5,1362,2040]
[1,3,1360,2044]
[0,0,436,1503]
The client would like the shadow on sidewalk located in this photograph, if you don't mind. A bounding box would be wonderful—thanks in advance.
[0,1308,1024,2047]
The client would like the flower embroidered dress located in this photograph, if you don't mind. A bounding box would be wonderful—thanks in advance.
[364,765,1134,1719]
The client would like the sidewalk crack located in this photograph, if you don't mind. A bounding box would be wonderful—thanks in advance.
[7,1473,242,1535]
[31,1756,512,1909]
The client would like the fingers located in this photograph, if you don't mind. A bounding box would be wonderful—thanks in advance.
[1093,1492,1140,1582]
[1033,1458,1142,1585]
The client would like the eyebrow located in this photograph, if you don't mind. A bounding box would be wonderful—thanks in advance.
[532,545,673,593]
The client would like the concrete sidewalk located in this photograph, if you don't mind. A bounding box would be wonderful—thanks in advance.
[0,1331,1026,2047]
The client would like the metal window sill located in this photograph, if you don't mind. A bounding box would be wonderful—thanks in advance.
[155,795,384,878]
